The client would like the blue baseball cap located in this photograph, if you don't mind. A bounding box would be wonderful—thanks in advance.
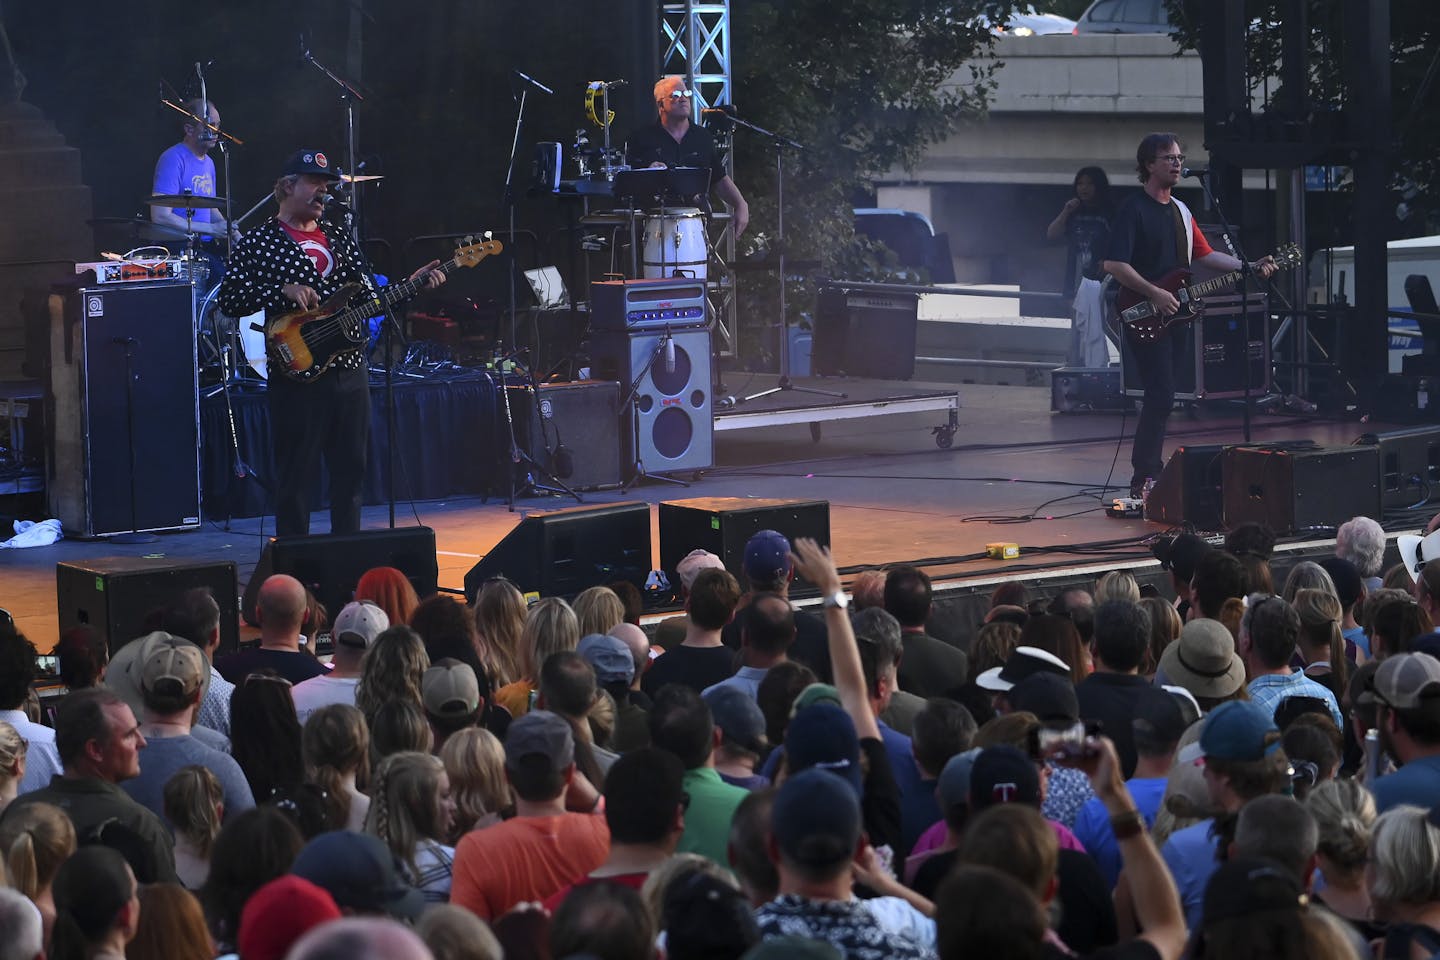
[784,703,862,797]
[743,529,792,585]
[1198,700,1280,762]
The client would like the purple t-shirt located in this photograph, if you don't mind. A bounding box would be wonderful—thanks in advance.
[153,142,217,223]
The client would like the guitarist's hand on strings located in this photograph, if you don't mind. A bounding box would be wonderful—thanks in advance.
[409,260,446,290]
[1146,284,1180,318]
[1250,256,1279,279]
[282,283,321,311]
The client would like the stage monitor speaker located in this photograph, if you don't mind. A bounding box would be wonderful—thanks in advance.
[508,380,623,491]
[462,501,651,602]
[590,328,713,477]
[1222,445,1380,533]
[48,281,201,537]
[1144,444,1228,530]
[56,557,240,656]
[241,527,439,628]
[1121,293,1270,401]
[658,498,831,590]
[1355,425,1440,511]
[813,288,918,380]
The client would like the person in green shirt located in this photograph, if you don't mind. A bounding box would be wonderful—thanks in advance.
[650,684,749,865]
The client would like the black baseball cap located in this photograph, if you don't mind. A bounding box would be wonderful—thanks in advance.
[281,149,342,180]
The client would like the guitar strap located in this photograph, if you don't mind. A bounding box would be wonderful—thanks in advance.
[1169,198,1193,267]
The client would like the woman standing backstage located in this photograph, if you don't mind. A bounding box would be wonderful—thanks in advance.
[1048,166,1113,367]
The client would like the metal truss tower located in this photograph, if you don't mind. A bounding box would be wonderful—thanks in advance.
[660,1,738,356]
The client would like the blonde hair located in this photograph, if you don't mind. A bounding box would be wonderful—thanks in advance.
[0,802,76,898]
[1138,596,1182,675]
[587,688,617,750]
[370,699,433,765]
[356,626,430,722]
[0,720,25,788]
[1369,805,1440,911]
[639,852,738,927]
[163,766,225,859]
[1095,571,1141,605]
[366,751,447,879]
[971,621,1021,676]
[440,727,509,838]
[1294,588,1348,695]
[1305,778,1375,881]
[416,904,503,960]
[303,704,371,830]
[522,597,579,679]
[573,587,626,639]
[474,580,527,687]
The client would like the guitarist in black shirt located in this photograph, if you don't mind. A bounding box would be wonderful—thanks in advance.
[218,149,445,536]
[1102,133,1276,500]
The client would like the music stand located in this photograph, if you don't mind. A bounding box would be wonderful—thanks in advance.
[612,169,669,278]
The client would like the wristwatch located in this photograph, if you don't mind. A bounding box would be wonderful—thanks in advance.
[822,591,850,610]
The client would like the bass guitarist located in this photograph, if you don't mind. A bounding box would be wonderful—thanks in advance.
[218,148,444,537]
[1102,133,1277,500]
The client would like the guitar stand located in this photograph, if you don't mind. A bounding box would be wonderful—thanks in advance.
[491,362,583,510]
[617,327,689,490]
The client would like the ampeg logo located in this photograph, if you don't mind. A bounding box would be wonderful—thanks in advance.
[86,295,104,318]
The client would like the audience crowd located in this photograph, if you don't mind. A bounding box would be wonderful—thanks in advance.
[2,519,1440,960]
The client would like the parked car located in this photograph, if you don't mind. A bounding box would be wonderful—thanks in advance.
[994,7,1077,36]
[853,209,955,284]
[1074,0,1173,34]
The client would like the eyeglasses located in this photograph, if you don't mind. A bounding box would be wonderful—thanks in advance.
[1157,154,1186,165]
[663,90,693,100]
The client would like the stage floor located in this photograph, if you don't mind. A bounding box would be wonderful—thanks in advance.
[0,375,1389,649]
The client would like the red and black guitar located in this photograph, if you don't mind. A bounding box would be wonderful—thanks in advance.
[1115,242,1303,342]
[264,235,501,381]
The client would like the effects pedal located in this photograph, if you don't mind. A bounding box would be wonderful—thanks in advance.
[1106,496,1145,519]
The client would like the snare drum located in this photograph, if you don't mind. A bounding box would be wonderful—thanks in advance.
[197,282,267,379]
[642,207,708,281]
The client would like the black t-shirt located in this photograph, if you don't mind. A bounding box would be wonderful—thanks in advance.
[1066,208,1112,292]
[722,607,833,683]
[1105,192,1190,282]
[624,121,726,190]
[640,644,736,696]
[214,646,326,685]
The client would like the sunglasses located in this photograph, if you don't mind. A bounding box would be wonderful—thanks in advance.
[662,90,693,100]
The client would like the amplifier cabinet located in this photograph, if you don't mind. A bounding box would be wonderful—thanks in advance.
[1221,445,1380,533]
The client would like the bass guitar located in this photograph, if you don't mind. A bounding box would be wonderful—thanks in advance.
[1115,242,1303,342]
[265,235,501,381]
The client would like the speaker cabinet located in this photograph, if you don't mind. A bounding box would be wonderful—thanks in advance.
[813,289,918,380]
[463,502,652,602]
[507,380,622,491]
[1144,444,1228,530]
[1222,445,1381,533]
[48,281,200,537]
[57,557,239,656]
[1355,426,1440,511]
[590,328,713,477]
[658,498,831,590]
[1122,293,1270,401]
[241,527,439,627]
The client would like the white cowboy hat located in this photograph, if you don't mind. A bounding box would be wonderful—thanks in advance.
[1398,529,1440,582]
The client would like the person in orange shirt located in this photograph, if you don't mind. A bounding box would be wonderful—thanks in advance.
[449,711,609,919]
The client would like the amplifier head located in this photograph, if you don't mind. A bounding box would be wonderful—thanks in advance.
[590,278,706,330]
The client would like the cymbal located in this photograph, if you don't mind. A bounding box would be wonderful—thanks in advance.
[145,193,227,210]
[87,216,192,242]
[340,174,384,183]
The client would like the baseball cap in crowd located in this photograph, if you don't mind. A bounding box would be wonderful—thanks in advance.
[791,683,842,714]
[290,831,425,920]
[784,703,862,796]
[422,658,481,719]
[1368,652,1440,710]
[1186,700,1279,763]
[770,768,862,870]
[937,747,983,818]
[1007,672,1079,726]
[1132,685,1200,754]
[504,709,574,771]
[331,600,389,649]
[1159,618,1246,701]
[677,549,727,591]
[282,148,343,180]
[969,745,1041,811]
[703,686,767,755]
[140,635,206,700]
[577,633,635,686]
[743,530,792,585]
[975,646,1070,693]
[1316,557,1364,612]
[1201,857,1307,926]
[108,631,211,717]
[1153,533,1212,583]
[237,875,342,960]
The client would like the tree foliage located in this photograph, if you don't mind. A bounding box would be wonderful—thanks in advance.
[725,0,1012,362]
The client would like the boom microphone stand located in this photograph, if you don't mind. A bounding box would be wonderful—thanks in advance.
[729,115,845,404]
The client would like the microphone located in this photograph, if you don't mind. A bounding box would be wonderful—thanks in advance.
[1181,167,1209,179]
[664,329,675,373]
[324,193,352,212]
[701,105,737,117]
[512,69,554,95]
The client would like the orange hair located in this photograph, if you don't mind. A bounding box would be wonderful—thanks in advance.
[355,567,421,626]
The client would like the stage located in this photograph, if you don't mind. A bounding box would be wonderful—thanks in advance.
[1,376,1410,651]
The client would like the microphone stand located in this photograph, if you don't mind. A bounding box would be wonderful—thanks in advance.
[301,40,365,227]
[110,337,158,544]
[728,116,846,404]
[1192,171,1260,443]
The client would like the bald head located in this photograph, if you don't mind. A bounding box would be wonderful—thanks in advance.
[610,622,650,682]
[257,574,307,633]
[288,918,434,960]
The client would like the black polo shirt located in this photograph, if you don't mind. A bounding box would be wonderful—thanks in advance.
[624,121,726,189]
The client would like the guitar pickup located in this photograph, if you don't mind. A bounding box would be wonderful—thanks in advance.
[275,343,293,362]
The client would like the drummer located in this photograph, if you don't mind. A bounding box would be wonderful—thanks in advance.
[151,98,233,242]
[625,76,749,237]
